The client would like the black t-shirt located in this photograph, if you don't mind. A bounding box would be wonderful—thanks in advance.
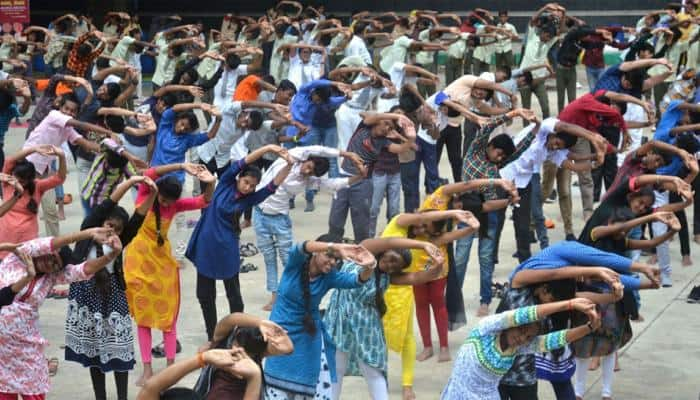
[341,124,389,176]
[579,177,636,244]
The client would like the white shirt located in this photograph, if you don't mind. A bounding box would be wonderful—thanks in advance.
[447,33,471,59]
[415,29,434,65]
[473,25,496,63]
[344,74,383,110]
[519,27,558,79]
[495,22,518,53]
[499,118,569,188]
[257,146,349,215]
[344,35,372,65]
[288,53,323,90]
[419,94,448,144]
[213,65,249,109]
[379,35,413,73]
[198,101,247,168]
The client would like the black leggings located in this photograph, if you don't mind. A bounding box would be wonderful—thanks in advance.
[498,383,538,400]
[90,367,128,400]
[436,125,463,183]
[670,191,691,256]
[196,272,244,340]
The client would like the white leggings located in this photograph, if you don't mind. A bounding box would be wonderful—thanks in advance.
[574,354,615,398]
[332,350,388,400]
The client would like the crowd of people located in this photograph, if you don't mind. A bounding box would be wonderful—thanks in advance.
[0,1,699,399]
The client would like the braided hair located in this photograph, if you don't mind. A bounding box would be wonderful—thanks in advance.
[154,176,183,247]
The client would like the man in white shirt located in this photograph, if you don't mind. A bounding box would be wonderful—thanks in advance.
[282,44,326,90]
[211,49,263,109]
[519,21,559,118]
[495,10,519,68]
[499,118,604,262]
[254,145,363,310]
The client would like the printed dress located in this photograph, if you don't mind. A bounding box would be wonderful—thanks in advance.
[441,306,568,400]
[65,199,146,372]
[324,263,390,377]
[0,237,91,395]
[123,168,209,331]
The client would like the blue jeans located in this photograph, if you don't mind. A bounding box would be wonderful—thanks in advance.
[530,173,549,249]
[252,207,293,293]
[415,136,440,194]
[454,212,499,305]
[369,172,401,237]
[400,161,420,213]
[627,226,643,310]
[586,66,605,92]
[302,125,339,202]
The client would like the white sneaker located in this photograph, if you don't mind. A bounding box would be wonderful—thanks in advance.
[661,268,672,287]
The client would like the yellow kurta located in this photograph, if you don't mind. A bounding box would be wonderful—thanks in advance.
[123,212,179,331]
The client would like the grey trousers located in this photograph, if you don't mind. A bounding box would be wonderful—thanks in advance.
[328,178,373,242]
[520,80,550,118]
[445,56,463,85]
[556,64,577,114]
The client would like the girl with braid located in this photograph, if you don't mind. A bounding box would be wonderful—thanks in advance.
[263,234,377,400]
[323,237,446,400]
[123,162,216,387]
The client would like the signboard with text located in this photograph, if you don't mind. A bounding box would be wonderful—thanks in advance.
[0,0,29,25]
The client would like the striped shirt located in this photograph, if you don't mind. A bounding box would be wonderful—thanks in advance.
[80,139,136,207]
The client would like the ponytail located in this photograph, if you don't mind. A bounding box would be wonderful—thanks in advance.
[300,261,316,335]
[374,268,387,316]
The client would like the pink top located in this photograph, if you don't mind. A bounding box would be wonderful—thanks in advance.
[0,237,89,394]
[23,110,82,174]
[0,157,65,258]
[137,167,209,220]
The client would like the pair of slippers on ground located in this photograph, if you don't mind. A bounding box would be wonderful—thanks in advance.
[239,242,258,273]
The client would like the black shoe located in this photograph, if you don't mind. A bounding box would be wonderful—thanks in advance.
[687,286,700,303]
[152,340,182,358]
[289,198,295,209]
[529,232,537,244]
[565,234,577,241]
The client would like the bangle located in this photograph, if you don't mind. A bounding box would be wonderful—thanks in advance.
[567,300,573,312]
[197,351,206,368]
[293,135,298,143]
[326,243,334,257]
[586,321,594,332]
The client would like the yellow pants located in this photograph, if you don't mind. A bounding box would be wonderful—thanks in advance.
[401,313,416,386]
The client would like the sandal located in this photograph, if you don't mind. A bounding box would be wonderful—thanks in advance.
[48,357,59,377]
[151,340,182,358]
[240,263,258,273]
[239,242,259,257]
[48,288,69,299]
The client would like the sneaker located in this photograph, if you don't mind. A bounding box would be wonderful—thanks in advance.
[565,234,577,241]
[687,286,700,303]
[546,189,557,203]
[661,270,672,288]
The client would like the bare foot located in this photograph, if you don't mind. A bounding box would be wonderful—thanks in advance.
[402,386,416,400]
[438,347,451,362]
[262,293,277,311]
[476,303,489,317]
[416,347,434,361]
[648,255,657,265]
[241,219,252,229]
[683,255,693,267]
[588,357,600,371]
[632,314,645,323]
[135,364,153,387]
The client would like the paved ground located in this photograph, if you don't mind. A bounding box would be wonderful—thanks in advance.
[7,69,700,399]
